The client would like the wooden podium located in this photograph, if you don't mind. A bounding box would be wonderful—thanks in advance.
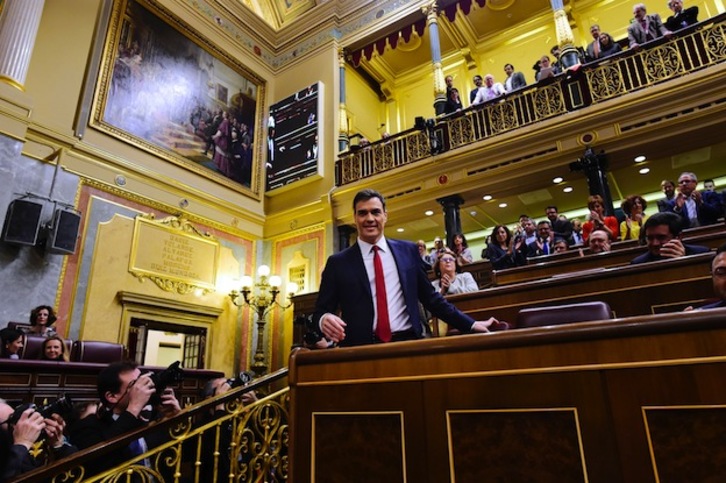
[289,309,726,483]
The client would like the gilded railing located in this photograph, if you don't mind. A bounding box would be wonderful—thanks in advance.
[336,13,726,186]
[12,368,290,483]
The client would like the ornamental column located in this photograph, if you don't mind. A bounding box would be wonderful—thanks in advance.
[437,194,464,248]
[549,0,580,69]
[423,1,447,116]
[0,0,46,90]
[338,50,350,152]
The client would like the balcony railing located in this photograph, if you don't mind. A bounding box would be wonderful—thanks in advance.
[336,13,726,186]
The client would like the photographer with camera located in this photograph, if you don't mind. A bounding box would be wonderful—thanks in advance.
[70,361,181,475]
[0,397,77,480]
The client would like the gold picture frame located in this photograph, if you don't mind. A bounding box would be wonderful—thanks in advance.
[91,0,265,197]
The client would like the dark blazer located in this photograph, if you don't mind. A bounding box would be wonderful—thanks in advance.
[666,190,723,228]
[630,243,710,264]
[700,299,726,309]
[665,6,699,31]
[313,238,475,347]
[627,14,670,47]
[484,243,524,270]
[505,72,526,91]
[526,237,554,258]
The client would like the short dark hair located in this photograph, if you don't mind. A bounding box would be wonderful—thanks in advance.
[537,220,552,228]
[704,178,715,184]
[504,63,514,70]
[621,195,647,216]
[0,328,23,347]
[451,232,468,248]
[545,205,558,212]
[716,242,726,256]
[550,45,560,54]
[98,361,138,404]
[643,212,683,237]
[29,305,57,326]
[352,189,386,212]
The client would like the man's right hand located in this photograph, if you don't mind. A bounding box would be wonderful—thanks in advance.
[321,313,347,343]
[126,373,155,417]
[12,408,45,449]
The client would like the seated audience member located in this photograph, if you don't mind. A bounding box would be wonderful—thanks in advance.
[0,398,77,480]
[597,32,622,58]
[503,63,526,92]
[668,171,723,228]
[545,205,573,245]
[471,74,505,105]
[417,240,433,270]
[699,242,726,309]
[71,361,182,475]
[583,195,619,242]
[450,232,474,265]
[664,0,699,31]
[0,328,23,359]
[484,225,525,270]
[526,220,555,258]
[469,74,483,104]
[535,55,559,81]
[444,87,463,114]
[630,212,709,264]
[432,248,478,295]
[588,230,612,254]
[628,3,672,49]
[657,179,676,212]
[620,194,649,241]
[571,219,584,245]
[553,237,569,253]
[39,335,69,362]
[586,24,602,62]
[28,305,58,337]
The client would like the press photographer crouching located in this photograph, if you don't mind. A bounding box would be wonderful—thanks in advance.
[0,396,77,480]
[70,361,182,476]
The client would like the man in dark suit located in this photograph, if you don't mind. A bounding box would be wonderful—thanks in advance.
[314,189,504,347]
[526,220,555,258]
[665,0,699,31]
[700,243,726,309]
[544,205,573,245]
[630,212,710,264]
[627,3,672,49]
[503,64,526,92]
[667,171,723,228]
[469,74,483,105]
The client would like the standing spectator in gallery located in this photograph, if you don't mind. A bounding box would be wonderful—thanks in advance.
[582,195,619,242]
[665,0,699,31]
[702,179,716,192]
[526,220,555,258]
[668,171,723,228]
[484,225,525,270]
[535,55,559,81]
[657,179,676,212]
[545,206,573,245]
[571,219,585,246]
[29,305,58,337]
[620,195,649,241]
[450,232,474,266]
[597,33,623,58]
[627,3,672,49]
[471,74,505,105]
[445,75,454,96]
[431,248,479,296]
[503,64,526,92]
[469,75,483,104]
[586,25,602,62]
[430,236,445,264]
[417,240,434,271]
[444,87,463,114]
[588,230,612,254]
[630,212,709,264]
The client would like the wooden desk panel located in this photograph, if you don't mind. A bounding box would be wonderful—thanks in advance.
[289,309,726,483]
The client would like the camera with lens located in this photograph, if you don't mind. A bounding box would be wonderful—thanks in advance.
[148,361,184,406]
[226,371,254,388]
[7,395,74,428]
[294,314,324,346]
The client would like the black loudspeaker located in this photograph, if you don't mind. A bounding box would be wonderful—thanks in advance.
[48,209,81,255]
[1,199,44,246]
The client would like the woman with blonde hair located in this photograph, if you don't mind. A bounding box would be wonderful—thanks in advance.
[39,335,69,362]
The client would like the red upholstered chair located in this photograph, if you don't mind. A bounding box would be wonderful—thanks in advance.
[70,340,126,363]
[516,301,613,329]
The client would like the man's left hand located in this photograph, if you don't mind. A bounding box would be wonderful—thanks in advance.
[158,388,182,419]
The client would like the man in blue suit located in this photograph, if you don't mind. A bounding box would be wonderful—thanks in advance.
[667,172,723,229]
[314,189,504,347]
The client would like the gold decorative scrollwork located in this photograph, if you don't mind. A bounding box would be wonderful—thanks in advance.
[139,213,213,239]
[704,24,726,60]
[489,102,517,134]
[447,115,475,149]
[643,44,682,82]
[131,273,211,295]
[533,85,565,119]
[406,131,431,161]
[587,64,626,101]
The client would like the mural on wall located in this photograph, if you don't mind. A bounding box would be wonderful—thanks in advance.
[92,0,265,195]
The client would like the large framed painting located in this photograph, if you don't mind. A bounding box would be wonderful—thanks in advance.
[266,81,323,193]
[91,0,264,196]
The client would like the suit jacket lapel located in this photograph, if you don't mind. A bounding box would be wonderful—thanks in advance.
[350,242,374,301]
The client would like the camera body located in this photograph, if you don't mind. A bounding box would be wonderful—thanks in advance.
[7,395,74,427]
[148,361,184,406]
[294,314,324,346]
[226,371,254,388]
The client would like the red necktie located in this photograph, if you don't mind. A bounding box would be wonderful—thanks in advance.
[372,246,391,342]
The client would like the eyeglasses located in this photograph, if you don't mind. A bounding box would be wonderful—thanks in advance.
[440,257,456,263]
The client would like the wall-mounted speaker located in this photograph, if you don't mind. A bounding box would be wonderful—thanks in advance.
[48,208,81,255]
[1,199,44,246]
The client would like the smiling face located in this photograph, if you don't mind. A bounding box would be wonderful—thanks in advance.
[43,339,64,360]
[645,224,675,256]
[496,227,508,244]
[678,174,697,196]
[354,197,387,245]
[5,335,23,356]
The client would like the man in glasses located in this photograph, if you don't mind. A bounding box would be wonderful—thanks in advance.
[700,243,726,309]
[70,361,181,475]
[667,171,722,228]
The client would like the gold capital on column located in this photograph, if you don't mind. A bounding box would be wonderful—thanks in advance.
[422,0,438,23]
[552,7,575,47]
